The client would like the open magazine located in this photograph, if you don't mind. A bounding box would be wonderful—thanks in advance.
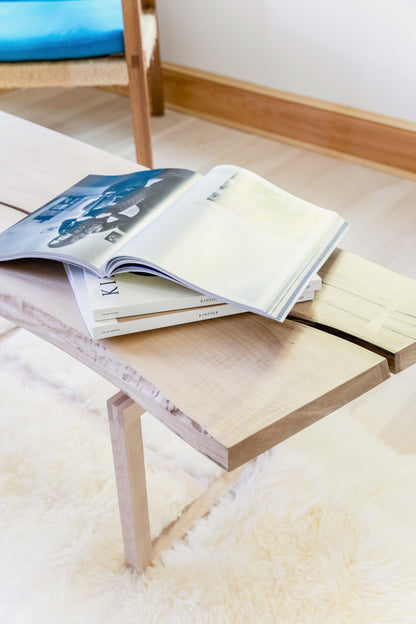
[0,165,347,321]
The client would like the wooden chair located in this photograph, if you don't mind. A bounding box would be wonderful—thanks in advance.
[0,0,164,167]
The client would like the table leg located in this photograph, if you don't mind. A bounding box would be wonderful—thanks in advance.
[107,391,244,573]
[107,391,152,572]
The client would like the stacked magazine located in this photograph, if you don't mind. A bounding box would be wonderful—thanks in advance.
[65,266,322,338]
[0,163,345,338]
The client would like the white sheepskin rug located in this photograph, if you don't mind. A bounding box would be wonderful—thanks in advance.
[1,319,416,623]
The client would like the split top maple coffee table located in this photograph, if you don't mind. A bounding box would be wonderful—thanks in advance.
[1,112,416,573]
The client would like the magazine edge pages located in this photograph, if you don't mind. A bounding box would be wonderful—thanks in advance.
[108,165,347,320]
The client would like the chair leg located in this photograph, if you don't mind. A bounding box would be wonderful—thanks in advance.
[107,391,244,573]
[140,0,164,115]
[148,37,164,116]
[121,0,154,167]
[128,74,154,167]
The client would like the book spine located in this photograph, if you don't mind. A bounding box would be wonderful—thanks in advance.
[90,275,322,321]
[303,275,322,292]
[93,293,222,321]
[90,304,244,339]
[296,289,315,303]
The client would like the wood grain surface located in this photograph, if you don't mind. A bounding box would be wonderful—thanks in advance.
[290,249,416,373]
[0,111,408,470]
[0,87,414,457]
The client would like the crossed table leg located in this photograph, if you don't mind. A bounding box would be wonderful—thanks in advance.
[107,391,244,572]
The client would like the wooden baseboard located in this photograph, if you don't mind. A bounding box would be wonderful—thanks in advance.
[159,64,416,179]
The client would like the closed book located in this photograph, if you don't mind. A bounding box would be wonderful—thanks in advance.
[85,271,222,321]
[65,264,244,339]
[85,270,322,322]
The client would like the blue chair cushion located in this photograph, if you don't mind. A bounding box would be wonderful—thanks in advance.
[0,0,125,61]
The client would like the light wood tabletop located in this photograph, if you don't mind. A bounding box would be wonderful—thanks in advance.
[1,111,415,570]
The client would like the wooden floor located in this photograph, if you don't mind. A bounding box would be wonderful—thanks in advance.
[1,86,415,455]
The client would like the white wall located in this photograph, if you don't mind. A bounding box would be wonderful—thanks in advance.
[157,0,416,123]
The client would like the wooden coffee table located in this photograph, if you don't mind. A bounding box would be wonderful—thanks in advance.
[1,112,415,572]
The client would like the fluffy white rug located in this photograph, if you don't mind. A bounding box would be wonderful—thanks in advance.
[1,321,416,624]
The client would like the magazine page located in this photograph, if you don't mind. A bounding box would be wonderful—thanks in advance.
[0,168,199,275]
[112,165,346,319]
